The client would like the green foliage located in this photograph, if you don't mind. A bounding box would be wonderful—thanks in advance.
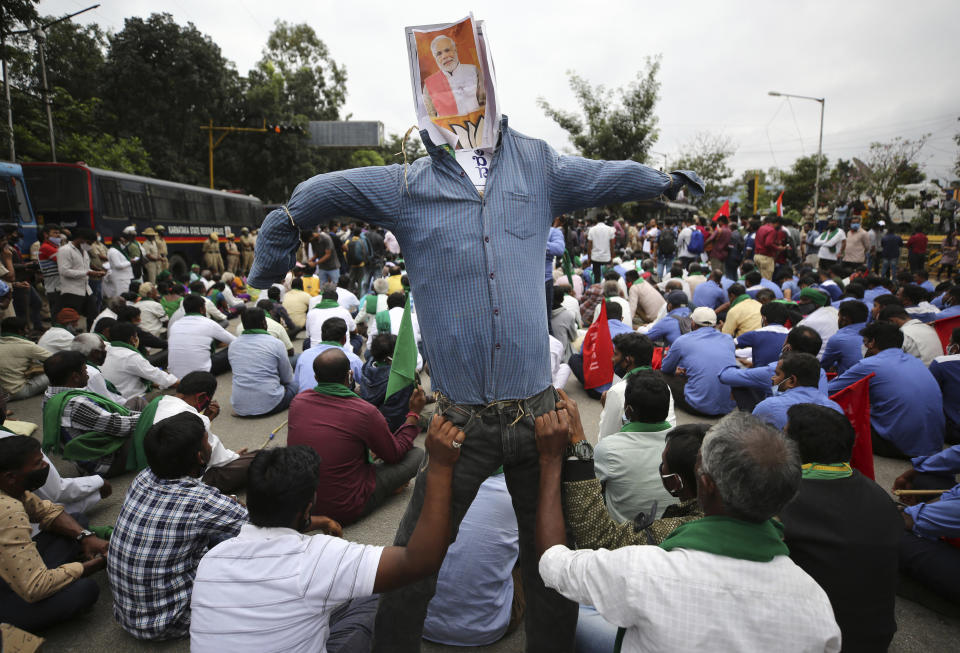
[350,149,385,168]
[537,56,661,163]
[857,136,928,213]
[780,154,829,214]
[739,169,776,215]
[673,132,736,211]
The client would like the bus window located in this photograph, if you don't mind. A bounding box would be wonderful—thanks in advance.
[151,185,186,222]
[99,178,125,219]
[22,166,88,213]
[212,196,227,224]
[120,180,150,219]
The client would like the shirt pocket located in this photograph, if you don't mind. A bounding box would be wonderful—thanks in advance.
[502,191,536,240]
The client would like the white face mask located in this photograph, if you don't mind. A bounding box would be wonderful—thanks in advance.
[48,236,61,245]
[81,243,91,253]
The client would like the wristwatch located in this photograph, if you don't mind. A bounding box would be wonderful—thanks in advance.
[565,440,594,461]
[75,529,94,542]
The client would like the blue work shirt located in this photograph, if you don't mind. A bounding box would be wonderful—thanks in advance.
[545,227,565,282]
[904,484,960,540]
[735,325,789,367]
[752,385,844,431]
[920,280,935,293]
[934,304,960,320]
[782,278,801,300]
[644,307,691,346]
[817,280,844,301]
[692,279,726,309]
[820,322,866,374]
[828,348,944,457]
[294,342,365,393]
[863,286,888,305]
[880,233,902,259]
[248,116,702,404]
[227,333,295,416]
[930,353,960,428]
[746,279,784,299]
[719,360,829,395]
[581,318,635,394]
[661,328,737,416]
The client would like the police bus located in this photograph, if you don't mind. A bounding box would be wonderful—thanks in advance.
[21,162,265,279]
[0,161,39,249]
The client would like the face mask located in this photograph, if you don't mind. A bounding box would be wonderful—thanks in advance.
[81,243,91,253]
[24,465,50,492]
[97,235,103,242]
[771,379,788,396]
[851,224,860,231]
[49,236,61,245]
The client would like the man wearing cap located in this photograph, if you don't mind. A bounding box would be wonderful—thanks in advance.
[224,232,240,275]
[38,309,81,354]
[140,228,160,284]
[203,233,224,274]
[153,225,169,273]
[660,307,737,416]
[135,283,168,338]
[797,288,839,358]
[56,228,104,328]
[239,227,255,275]
[638,291,690,346]
[122,226,143,281]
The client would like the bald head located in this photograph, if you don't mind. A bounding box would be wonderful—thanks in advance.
[313,349,350,385]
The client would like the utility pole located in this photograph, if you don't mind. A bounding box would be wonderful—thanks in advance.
[753,172,760,214]
[2,28,14,160]
[768,91,825,218]
[7,5,99,162]
[199,119,272,189]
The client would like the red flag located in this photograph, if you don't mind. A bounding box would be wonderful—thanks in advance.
[829,373,875,480]
[652,346,668,370]
[711,200,730,222]
[776,191,784,217]
[932,315,960,354]
[582,301,614,389]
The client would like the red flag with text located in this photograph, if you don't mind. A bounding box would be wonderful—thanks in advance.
[711,200,730,222]
[829,373,875,480]
[776,191,784,217]
[582,301,614,389]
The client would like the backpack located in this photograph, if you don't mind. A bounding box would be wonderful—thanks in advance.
[688,229,705,255]
[658,230,676,257]
[347,236,369,266]
[670,314,693,335]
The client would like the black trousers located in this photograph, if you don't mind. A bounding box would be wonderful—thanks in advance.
[900,531,960,604]
[0,513,100,631]
[58,292,97,330]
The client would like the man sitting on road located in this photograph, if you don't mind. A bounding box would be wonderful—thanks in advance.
[295,317,364,393]
[190,419,464,652]
[536,410,841,652]
[37,308,81,354]
[0,316,51,401]
[168,281,229,328]
[153,372,254,494]
[282,277,312,332]
[820,300,868,374]
[751,353,844,430]
[734,301,789,368]
[228,308,297,417]
[781,403,902,652]
[597,332,676,439]
[638,291,690,346]
[288,348,426,525]
[70,333,138,408]
[101,321,178,401]
[877,304,943,367]
[660,307,737,417]
[0,435,109,632]
[305,286,356,351]
[720,283,762,338]
[168,294,236,378]
[359,333,416,431]
[108,412,248,641]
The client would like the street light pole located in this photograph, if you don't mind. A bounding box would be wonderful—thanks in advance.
[768,91,825,218]
[34,28,55,162]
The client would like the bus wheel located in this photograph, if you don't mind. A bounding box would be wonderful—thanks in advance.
[169,254,189,281]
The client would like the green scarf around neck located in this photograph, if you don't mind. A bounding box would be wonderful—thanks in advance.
[660,515,788,562]
[42,391,160,472]
[0,332,30,341]
[313,382,359,398]
[319,340,343,348]
[801,462,853,480]
[110,340,145,358]
[622,365,651,381]
[314,298,340,309]
[621,420,672,433]
[364,294,380,315]
[730,293,752,308]
[242,329,270,336]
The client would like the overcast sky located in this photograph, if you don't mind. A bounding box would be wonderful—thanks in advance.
[40,0,960,182]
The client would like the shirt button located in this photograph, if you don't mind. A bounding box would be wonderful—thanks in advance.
[493,308,499,316]
[484,236,490,243]
[489,272,495,279]
[495,343,501,350]
[460,171,465,177]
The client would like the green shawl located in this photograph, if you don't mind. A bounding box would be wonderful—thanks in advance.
[801,462,853,480]
[313,299,340,309]
[660,515,788,561]
[729,293,752,308]
[42,391,161,472]
[313,383,359,399]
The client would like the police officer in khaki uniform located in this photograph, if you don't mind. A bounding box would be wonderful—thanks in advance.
[141,228,161,283]
[224,231,240,275]
[155,225,169,273]
[239,227,255,275]
[202,232,224,273]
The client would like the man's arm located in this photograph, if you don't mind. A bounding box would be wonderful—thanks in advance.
[212,323,238,345]
[130,354,178,390]
[535,409,571,557]
[363,389,425,463]
[660,344,680,375]
[826,361,871,395]
[546,228,565,258]
[373,416,464,592]
[718,362,775,390]
[903,486,960,539]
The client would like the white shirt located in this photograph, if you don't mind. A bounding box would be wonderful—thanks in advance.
[167,315,236,379]
[424,63,481,115]
[677,226,694,258]
[168,297,227,328]
[593,296,631,325]
[643,227,659,254]
[190,525,383,653]
[305,305,356,345]
[901,319,943,366]
[560,295,583,328]
[85,363,128,405]
[798,306,839,358]
[815,229,846,261]
[549,335,572,390]
[91,308,117,333]
[366,306,423,371]
[587,224,616,263]
[335,287,360,313]
[221,286,245,309]
[598,377,676,440]
[154,396,237,468]
[101,344,178,398]
[539,544,841,653]
[37,326,75,354]
[595,425,676,522]
[136,299,167,337]
[384,231,400,255]
[56,241,92,296]
[104,247,133,297]
[356,294,389,333]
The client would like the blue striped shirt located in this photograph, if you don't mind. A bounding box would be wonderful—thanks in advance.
[249,117,702,403]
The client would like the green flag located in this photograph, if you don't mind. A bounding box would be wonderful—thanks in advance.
[385,295,418,399]
[561,250,575,287]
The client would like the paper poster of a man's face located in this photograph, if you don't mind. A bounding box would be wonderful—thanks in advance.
[406,16,498,151]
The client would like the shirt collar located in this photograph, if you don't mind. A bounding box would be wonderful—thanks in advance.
[239,524,302,540]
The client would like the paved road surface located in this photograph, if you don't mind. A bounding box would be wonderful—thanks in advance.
[10,330,960,651]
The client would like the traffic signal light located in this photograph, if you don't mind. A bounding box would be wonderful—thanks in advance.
[746,178,756,198]
[266,123,306,135]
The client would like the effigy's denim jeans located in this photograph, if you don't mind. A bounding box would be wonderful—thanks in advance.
[372,386,578,652]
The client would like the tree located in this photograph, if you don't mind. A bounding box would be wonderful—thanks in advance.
[537,56,660,163]
[739,169,776,216]
[101,13,242,184]
[780,154,829,216]
[856,135,927,214]
[672,132,736,211]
